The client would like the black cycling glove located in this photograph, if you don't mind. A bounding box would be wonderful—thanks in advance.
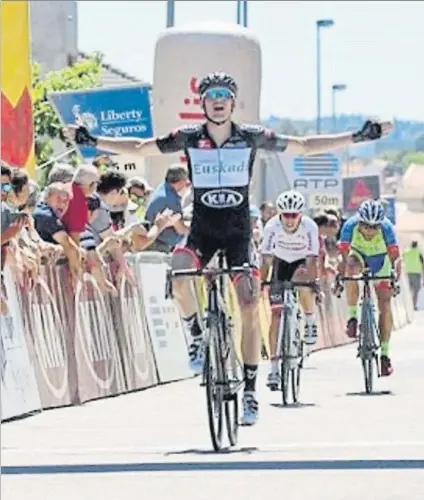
[74,126,98,147]
[352,120,383,143]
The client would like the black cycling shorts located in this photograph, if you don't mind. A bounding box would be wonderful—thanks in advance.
[176,229,254,269]
[269,258,306,308]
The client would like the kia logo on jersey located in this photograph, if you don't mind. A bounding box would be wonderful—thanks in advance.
[201,189,243,208]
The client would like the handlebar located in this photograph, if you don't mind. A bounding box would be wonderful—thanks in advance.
[165,263,255,300]
[334,269,400,297]
[261,279,322,304]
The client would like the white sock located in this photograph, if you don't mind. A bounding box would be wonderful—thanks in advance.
[271,358,279,375]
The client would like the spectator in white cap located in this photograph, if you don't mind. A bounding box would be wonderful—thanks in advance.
[61,163,99,244]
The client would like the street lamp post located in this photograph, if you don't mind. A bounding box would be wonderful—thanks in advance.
[237,1,248,27]
[316,19,334,134]
[166,0,175,27]
[331,83,347,132]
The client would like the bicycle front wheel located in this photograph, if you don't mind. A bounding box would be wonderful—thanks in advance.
[362,358,373,394]
[205,323,225,452]
[280,311,291,406]
[359,300,377,394]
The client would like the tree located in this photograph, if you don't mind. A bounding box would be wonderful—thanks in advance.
[32,53,103,181]
[415,133,424,152]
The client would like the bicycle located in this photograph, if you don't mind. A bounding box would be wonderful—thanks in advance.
[334,268,399,394]
[262,279,320,406]
[165,251,254,452]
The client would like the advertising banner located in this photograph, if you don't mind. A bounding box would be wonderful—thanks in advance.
[49,85,153,160]
[1,0,35,176]
[342,174,380,215]
[282,153,343,210]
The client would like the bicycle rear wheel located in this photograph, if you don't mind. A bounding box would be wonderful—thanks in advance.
[291,341,303,403]
[280,311,291,406]
[205,322,225,451]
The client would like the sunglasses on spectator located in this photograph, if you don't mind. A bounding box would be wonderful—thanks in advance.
[1,183,12,193]
[203,87,234,100]
[360,222,380,230]
[130,193,144,205]
[281,212,300,219]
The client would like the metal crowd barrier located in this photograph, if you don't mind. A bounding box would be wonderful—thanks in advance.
[0,251,415,421]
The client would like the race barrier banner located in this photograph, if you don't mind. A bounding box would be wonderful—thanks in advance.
[0,251,415,421]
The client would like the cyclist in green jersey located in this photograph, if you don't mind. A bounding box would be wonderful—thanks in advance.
[338,199,401,376]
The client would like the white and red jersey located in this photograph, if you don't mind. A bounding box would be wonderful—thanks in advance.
[261,214,320,263]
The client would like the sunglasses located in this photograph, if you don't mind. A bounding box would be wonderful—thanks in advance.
[360,222,380,230]
[203,87,234,100]
[130,193,144,205]
[1,183,12,193]
[281,212,300,219]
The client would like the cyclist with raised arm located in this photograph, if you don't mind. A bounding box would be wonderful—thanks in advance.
[64,72,393,425]
[337,199,401,376]
[260,190,321,390]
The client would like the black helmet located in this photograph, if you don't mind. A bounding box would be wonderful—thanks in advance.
[198,72,238,98]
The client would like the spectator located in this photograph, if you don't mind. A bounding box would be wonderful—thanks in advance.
[94,170,179,254]
[61,164,99,243]
[33,182,82,282]
[92,154,119,174]
[145,165,190,252]
[89,170,136,283]
[402,241,424,310]
[324,206,346,241]
[8,168,30,210]
[109,188,139,229]
[80,194,118,295]
[1,168,31,264]
[1,163,12,202]
[313,213,338,278]
[259,201,277,227]
[46,163,74,185]
[249,205,263,249]
[127,176,154,220]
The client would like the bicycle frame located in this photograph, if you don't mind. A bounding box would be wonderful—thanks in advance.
[263,279,318,404]
[165,254,255,450]
[336,268,398,392]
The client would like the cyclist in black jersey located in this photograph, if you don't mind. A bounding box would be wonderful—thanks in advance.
[64,72,393,426]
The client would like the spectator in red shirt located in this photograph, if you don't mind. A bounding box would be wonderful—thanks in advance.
[61,164,99,243]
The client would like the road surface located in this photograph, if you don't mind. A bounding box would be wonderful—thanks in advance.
[2,313,424,500]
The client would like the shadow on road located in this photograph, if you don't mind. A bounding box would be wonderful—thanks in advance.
[165,446,258,456]
[3,459,424,475]
[345,390,394,397]
[270,402,317,409]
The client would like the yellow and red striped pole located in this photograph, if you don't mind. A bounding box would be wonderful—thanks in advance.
[1,0,36,178]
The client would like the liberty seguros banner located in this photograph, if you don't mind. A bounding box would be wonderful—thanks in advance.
[49,85,153,160]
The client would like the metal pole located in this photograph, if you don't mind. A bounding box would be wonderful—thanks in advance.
[166,0,175,28]
[316,24,321,134]
[332,88,336,132]
[237,0,241,25]
[243,0,248,27]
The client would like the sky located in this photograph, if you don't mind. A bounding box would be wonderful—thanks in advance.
[77,0,424,122]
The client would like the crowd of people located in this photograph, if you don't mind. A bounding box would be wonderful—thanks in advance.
[1,159,190,314]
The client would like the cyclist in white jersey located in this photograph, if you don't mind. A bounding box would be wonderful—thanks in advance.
[64,71,393,426]
[260,190,320,391]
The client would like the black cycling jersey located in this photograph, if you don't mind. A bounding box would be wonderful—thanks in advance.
[156,122,289,239]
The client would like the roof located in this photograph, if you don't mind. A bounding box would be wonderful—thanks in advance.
[77,51,152,89]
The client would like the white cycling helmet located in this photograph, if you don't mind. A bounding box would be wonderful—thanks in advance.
[276,190,305,214]
[358,199,385,225]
